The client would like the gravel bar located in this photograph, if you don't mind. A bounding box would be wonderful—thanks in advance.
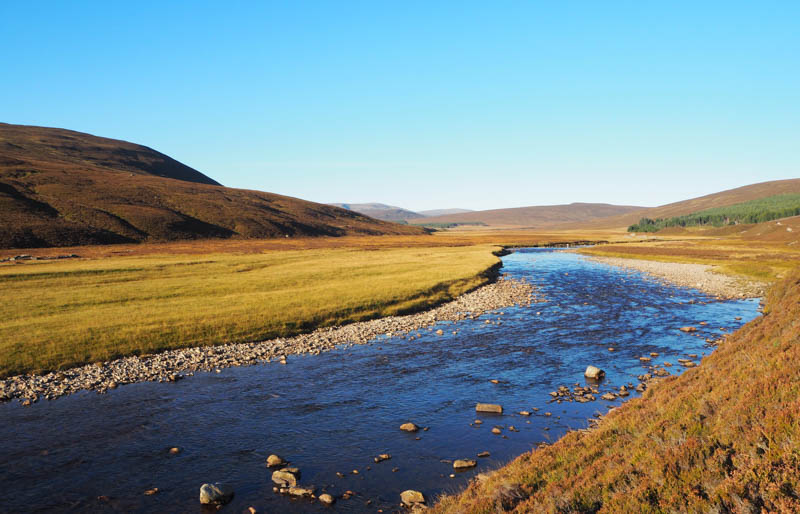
[585,255,766,299]
[1,276,539,404]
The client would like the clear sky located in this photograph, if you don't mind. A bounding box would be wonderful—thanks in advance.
[2,1,798,211]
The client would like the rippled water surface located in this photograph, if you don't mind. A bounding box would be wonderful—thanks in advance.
[0,249,760,513]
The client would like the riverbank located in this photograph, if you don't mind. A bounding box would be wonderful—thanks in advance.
[433,268,800,513]
[583,254,767,298]
[0,276,538,404]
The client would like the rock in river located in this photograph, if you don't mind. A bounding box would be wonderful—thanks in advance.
[199,483,234,505]
[271,468,300,487]
[401,490,426,507]
[584,365,605,379]
[475,403,503,414]
[266,454,286,467]
[288,486,313,497]
[400,422,419,432]
[453,459,477,469]
[319,493,335,505]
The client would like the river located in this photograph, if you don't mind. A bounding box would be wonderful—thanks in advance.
[0,249,760,513]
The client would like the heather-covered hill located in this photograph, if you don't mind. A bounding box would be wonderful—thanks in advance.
[416,202,645,227]
[569,179,800,231]
[0,123,425,248]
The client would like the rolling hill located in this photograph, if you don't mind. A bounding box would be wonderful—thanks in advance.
[328,203,426,222]
[329,204,475,222]
[418,208,474,217]
[569,179,800,231]
[0,123,426,249]
[415,202,646,228]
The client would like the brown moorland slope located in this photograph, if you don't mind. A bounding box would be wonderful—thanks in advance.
[0,123,425,248]
[415,202,645,227]
[435,266,800,513]
[566,178,800,230]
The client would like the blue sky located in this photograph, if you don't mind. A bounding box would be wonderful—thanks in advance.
[2,1,798,211]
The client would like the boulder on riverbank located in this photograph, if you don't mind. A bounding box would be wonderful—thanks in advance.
[454,459,477,469]
[401,489,426,506]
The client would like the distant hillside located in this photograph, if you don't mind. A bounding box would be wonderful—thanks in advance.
[572,179,800,231]
[415,203,645,228]
[0,123,426,249]
[418,208,473,217]
[329,203,426,222]
[629,194,800,232]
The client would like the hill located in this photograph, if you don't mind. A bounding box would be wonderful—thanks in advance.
[415,203,645,227]
[571,179,800,231]
[418,208,474,217]
[0,123,426,249]
[328,202,425,222]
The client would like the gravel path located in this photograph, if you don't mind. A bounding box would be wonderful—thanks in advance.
[0,276,539,404]
[585,255,766,299]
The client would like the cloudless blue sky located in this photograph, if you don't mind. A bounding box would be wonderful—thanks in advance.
[2,1,798,210]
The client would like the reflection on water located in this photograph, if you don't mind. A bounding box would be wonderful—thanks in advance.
[0,249,760,513]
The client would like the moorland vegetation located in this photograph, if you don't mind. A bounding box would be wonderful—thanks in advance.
[629,194,800,232]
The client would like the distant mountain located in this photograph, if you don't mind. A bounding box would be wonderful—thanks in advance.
[329,203,426,222]
[415,203,646,227]
[418,208,474,217]
[569,179,800,230]
[0,123,426,249]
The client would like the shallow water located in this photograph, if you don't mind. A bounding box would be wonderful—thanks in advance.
[0,249,760,513]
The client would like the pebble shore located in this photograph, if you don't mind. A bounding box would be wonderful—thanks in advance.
[0,276,538,404]
[584,255,766,299]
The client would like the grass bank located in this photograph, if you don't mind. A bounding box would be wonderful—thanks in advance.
[0,245,502,377]
[434,267,800,512]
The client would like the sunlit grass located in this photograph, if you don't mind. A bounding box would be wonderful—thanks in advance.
[0,245,501,377]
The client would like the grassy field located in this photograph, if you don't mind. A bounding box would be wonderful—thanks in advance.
[0,244,502,377]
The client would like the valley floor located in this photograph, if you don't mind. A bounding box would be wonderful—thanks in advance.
[2,225,800,511]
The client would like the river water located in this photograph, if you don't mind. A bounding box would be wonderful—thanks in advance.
[0,249,760,513]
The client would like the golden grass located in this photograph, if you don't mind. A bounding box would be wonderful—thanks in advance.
[0,245,501,377]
